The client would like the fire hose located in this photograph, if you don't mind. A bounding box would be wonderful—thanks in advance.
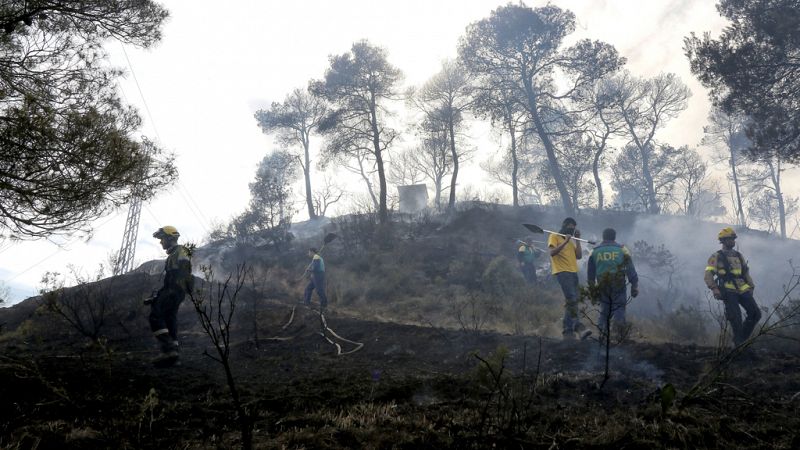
[267,305,364,356]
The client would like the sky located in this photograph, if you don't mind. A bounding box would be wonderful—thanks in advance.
[1,0,795,305]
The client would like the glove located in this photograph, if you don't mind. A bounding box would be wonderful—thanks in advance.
[631,286,639,298]
[143,296,155,306]
[712,288,723,300]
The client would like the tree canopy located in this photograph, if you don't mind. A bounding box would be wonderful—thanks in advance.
[685,0,800,161]
[311,40,402,224]
[458,3,623,214]
[255,88,327,219]
[0,1,174,239]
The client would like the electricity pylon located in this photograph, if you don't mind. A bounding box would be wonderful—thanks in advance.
[113,195,142,275]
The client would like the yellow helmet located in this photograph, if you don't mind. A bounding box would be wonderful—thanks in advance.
[153,225,180,239]
[718,227,737,240]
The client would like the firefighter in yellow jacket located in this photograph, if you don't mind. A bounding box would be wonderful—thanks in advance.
[704,227,761,346]
[148,226,193,367]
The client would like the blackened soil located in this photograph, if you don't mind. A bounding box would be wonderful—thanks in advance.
[1,301,799,449]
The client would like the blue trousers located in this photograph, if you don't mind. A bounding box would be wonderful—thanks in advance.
[304,272,328,308]
[555,271,585,335]
[598,289,627,334]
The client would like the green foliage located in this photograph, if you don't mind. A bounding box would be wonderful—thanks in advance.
[311,40,403,223]
[458,3,623,213]
[0,1,173,239]
[255,88,328,219]
[633,239,676,278]
[474,346,510,388]
[481,256,526,300]
[409,60,472,208]
[686,0,800,161]
[446,252,485,289]
[611,143,689,213]
[231,150,297,250]
[331,211,381,256]
[660,383,677,416]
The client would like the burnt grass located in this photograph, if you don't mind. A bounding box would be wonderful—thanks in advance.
[1,206,800,449]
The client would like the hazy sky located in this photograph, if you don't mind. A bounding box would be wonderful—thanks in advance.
[1,0,793,304]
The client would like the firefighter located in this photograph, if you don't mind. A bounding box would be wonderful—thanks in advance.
[147,226,193,367]
[587,228,639,339]
[705,227,761,346]
[304,247,328,309]
[517,238,538,284]
[549,217,591,340]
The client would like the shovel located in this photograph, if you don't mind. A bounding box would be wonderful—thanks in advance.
[522,223,596,245]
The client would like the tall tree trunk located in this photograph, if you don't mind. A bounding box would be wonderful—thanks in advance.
[356,155,379,211]
[593,149,604,210]
[640,148,660,213]
[778,190,787,238]
[301,133,316,219]
[369,96,388,223]
[375,148,388,222]
[523,82,574,215]
[592,130,612,210]
[529,111,574,214]
[728,151,745,226]
[434,177,442,208]
[448,118,459,209]
[621,111,660,214]
[769,158,787,238]
[507,115,519,207]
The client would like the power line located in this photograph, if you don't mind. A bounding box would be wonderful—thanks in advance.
[120,44,162,141]
[176,181,211,235]
[119,43,212,235]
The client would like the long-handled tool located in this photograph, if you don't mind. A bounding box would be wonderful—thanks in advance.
[297,232,338,281]
[522,223,596,245]
[516,238,547,246]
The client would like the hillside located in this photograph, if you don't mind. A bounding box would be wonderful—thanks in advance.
[1,205,799,449]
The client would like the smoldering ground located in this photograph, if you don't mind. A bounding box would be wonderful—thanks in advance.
[1,205,799,449]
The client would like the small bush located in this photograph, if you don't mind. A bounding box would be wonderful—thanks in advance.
[481,256,527,301]
[332,212,381,256]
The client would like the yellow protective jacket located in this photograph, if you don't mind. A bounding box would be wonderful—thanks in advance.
[158,244,194,298]
[704,249,754,294]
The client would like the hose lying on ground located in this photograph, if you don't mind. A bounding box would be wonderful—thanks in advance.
[319,311,364,356]
[267,305,364,356]
[266,305,297,342]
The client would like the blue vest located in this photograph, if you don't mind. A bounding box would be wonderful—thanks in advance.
[592,243,628,276]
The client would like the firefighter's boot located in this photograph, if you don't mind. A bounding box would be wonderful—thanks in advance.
[153,331,180,368]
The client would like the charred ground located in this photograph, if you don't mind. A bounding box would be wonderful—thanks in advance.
[1,205,799,449]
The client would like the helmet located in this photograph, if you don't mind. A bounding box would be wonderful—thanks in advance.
[718,227,737,240]
[153,226,180,239]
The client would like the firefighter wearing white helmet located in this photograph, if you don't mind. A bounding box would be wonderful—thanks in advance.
[704,227,761,346]
[148,225,193,367]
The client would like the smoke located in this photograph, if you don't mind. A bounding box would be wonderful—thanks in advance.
[582,345,665,385]
[578,214,800,321]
